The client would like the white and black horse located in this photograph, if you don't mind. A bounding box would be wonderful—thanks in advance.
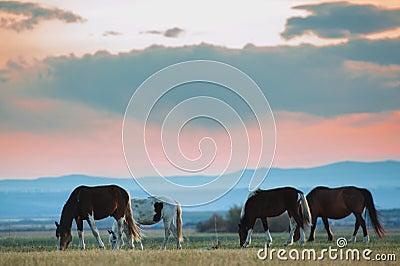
[238,187,312,248]
[55,185,141,250]
[108,196,183,250]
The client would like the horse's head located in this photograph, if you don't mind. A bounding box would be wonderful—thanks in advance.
[108,229,118,250]
[55,221,72,250]
[238,221,249,247]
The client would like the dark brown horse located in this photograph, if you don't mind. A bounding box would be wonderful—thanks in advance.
[238,187,312,248]
[294,186,385,243]
[55,185,141,250]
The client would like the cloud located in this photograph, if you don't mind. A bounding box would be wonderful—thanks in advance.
[282,2,400,39]
[102,30,122,37]
[143,27,184,38]
[273,110,400,167]
[0,1,86,32]
[144,30,163,35]
[1,38,400,134]
[164,27,184,38]
[1,40,399,178]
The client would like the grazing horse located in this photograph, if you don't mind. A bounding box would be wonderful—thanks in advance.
[108,196,183,250]
[55,185,141,250]
[294,186,385,243]
[238,187,312,248]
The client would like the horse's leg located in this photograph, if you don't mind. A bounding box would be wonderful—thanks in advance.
[354,212,369,243]
[322,217,333,241]
[349,220,360,243]
[161,218,172,250]
[261,217,272,247]
[169,223,182,249]
[285,216,297,246]
[87,212,105,249]
[242,217,256,248]
[242,228,253,248]
[115,218,125,249]
[289,209,306,246]
[76,218,86,250]
[308,215,318,242]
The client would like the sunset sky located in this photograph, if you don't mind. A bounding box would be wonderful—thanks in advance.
[0,0,399,180]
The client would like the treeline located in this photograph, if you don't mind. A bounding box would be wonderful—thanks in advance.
[196,205,289,233]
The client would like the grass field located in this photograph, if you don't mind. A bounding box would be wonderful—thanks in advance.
[0,229,398,265]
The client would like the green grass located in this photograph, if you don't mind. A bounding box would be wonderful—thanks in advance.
[0,230,398,265]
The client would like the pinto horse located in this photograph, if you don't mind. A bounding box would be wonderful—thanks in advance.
[294,186,385,243]
[55,185,141,250]
[238,187,312,248]
[108,196,183,250]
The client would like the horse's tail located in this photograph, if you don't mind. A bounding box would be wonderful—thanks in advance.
[360,188,385,238]
[125,199,141,242]
[298,192,312,227]
[176,202,183,243]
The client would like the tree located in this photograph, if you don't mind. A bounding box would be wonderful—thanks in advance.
[226,205,241,232]
[196,214,228,232]
[196,206,290,233]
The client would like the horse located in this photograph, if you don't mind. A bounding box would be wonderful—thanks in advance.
[108,196,183,250]
[55,185,141,250]
[294,186,385,243]
[238,187,312,248]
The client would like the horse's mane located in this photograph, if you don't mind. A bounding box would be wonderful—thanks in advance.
[247,189,262,199]
[240,189,262,220]
[60,187,80,227]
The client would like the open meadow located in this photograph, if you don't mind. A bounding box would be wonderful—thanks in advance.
[0,229,398,265]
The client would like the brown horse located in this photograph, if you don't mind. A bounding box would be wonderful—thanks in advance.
[238,187,312,248]
[294,186,385,243]
[55,185,141,250]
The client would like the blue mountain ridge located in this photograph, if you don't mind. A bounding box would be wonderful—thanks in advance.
[0,161,399,218]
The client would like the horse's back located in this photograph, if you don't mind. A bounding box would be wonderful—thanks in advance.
[253,187,300,196]
[74,185,130,220]
[244,187,300,218]
[307,186,365,219]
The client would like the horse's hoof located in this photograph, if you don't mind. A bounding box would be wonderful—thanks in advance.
[348,236,356,243]
[284,242,293,247]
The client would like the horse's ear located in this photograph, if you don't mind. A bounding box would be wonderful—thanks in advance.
[55,221,59,227]
[107,230,112,234]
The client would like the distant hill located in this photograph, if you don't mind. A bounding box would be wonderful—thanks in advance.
[0,161,399,218]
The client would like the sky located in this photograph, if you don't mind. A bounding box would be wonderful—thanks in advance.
[0,0,399,180]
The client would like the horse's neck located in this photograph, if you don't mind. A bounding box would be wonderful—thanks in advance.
[60,200,76,229]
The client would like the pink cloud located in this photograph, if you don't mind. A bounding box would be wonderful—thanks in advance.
[273,110,400,167]
[344,60,400,80]
[0,111,399,179]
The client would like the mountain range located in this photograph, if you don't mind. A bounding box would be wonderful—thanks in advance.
[0,161,399,218]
